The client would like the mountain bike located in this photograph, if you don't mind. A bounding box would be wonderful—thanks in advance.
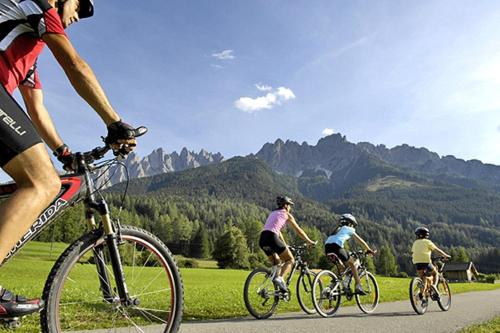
[0,129,184,332]
[409,257,451,315]
[243,244,317,319]
[312,250,379,317]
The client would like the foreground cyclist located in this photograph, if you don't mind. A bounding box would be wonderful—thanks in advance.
[324,214,376,295]
[259,196,316,292]
[0,0,139,318]
[412,227,451,303]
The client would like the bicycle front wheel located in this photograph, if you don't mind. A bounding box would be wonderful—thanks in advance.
[296,271,317,315]
[312,270,341,318]
[243,268,279,319]
[41,225,183,333]
[409,277,428,315]
[437,277,451,311]
[355,271,379,313]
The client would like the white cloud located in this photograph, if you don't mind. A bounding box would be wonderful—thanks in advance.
[497,125,500,133]
[235,84,296,113]
[210,64,223,69]
[322,128,335,136]
[255,83,272,91]
[276,87,296,100]
[212,49,235,60]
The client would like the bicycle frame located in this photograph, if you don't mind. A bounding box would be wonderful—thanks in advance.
[0,175,84,265]
[284,247,313,287]
[421,259,446,294]
[0,152,134,306]
[330,252,371,297]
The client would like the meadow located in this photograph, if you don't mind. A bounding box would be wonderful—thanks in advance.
[0,242,498,331]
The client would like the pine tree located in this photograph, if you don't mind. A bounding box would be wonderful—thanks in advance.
[212,226,250,269]
[376,244,398,276]
[190,225,210,258]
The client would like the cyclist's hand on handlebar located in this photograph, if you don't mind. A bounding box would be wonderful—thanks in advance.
[366,249,377,256]
[54,143,76,172]
[308,240,318,247]
[104,121,147,156]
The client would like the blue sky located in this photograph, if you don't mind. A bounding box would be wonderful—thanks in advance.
[8,0,500,175]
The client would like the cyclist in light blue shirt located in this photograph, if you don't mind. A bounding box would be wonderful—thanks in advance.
[325,213,376,295]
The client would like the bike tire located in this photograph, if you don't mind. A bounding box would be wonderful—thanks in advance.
[355,271,379,313]
[41,225,184,333]
[409,277,428,315]
[296,271,317,315]
[437,277,451,311]
[243,268,279,319]
[312,270,341,318]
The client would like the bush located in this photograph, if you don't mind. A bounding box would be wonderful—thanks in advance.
[248,252,268,269]
[317,255,333,270]
[178,258,199,268]
[395,272,409,278]
[485,274,497,284]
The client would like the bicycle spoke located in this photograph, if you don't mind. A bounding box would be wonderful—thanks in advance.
[131,287,172,299]
[135,269,166,298]
[117,307,146,333]
[134,307,170,323]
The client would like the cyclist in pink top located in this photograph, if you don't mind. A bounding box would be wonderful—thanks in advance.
[259,196,316,291]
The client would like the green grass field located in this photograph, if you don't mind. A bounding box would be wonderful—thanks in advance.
[459,316,500,333]
[0,242,498,331]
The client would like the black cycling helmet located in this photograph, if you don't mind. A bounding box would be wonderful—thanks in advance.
[276,196,294,208]
[78,0,94,18]
[57,0,94,19]
[339,213,358,227]
[415,226,430,239]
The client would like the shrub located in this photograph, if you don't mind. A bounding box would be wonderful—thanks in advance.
[485,274,497,284]
[178,258,199,268]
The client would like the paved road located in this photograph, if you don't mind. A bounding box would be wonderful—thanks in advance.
[179,289,500,333]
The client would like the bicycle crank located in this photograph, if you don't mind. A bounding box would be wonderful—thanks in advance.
[0,317,21,329]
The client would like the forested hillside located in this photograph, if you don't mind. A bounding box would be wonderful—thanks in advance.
[35,150,500,274]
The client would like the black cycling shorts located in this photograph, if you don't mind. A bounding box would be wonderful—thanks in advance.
[415,263,434,276]
[0,85,42,167]
[325,242,350,263]
[259,230,287,256]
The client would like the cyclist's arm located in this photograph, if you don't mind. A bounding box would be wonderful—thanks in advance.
[287,214,315,245]
[19,86,64,151]
[352,233,374,252]
[432,246,450,259]
[42,33,120,126]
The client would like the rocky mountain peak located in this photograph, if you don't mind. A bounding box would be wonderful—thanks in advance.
[97,147,224,187]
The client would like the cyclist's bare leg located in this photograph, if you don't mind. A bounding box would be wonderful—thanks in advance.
[278,248,294,278]
[417,269,427,295]
[268,254,280,266]
[430,267,438,286]
[0,144,60,262]
[348,257,361,285]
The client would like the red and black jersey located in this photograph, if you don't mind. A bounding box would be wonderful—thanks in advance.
[0,0,66,94]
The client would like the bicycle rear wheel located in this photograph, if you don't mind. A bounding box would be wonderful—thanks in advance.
[355,271,379,313]
[243,268,279,319]
[296,271,317,315]
[41,225,183,332]
[409,277,428,315]
[436,277,451,311]
[312,270,341,318]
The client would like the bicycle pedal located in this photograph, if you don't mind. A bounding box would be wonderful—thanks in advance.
[0,317,21,329]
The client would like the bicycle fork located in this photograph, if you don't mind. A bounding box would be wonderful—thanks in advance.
[87,200,135,307]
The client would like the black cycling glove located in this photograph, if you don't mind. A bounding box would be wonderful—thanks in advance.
[53,143,75,171]
[104,120,136,146]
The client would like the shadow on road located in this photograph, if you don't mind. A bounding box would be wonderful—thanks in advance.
[183,309,429,326]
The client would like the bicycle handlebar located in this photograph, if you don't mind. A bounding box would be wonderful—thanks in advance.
[74,126,148,167]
